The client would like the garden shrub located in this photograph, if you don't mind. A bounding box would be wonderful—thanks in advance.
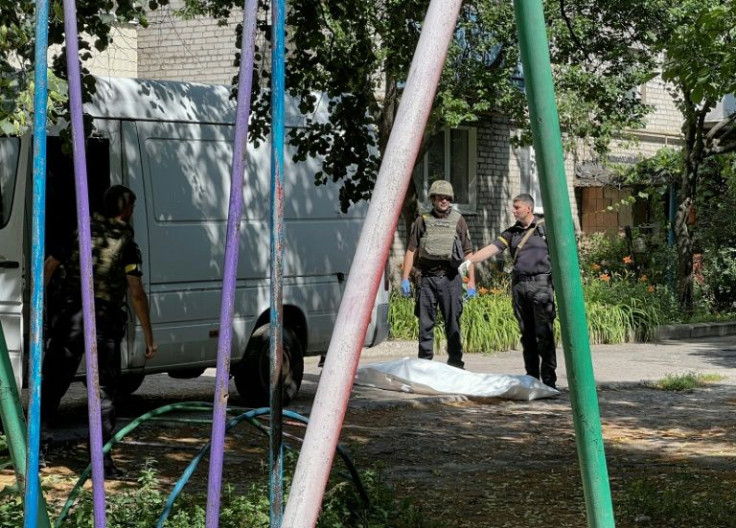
[389,267,677,353]
[0,459,425,528]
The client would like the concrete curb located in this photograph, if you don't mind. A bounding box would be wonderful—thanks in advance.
[653,321,736,341]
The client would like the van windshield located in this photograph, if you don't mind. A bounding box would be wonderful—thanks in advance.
[0,138,20,229]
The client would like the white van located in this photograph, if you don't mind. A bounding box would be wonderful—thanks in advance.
[0,77,389,405]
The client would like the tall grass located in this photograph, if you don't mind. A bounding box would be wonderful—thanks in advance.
[389,279,676,354]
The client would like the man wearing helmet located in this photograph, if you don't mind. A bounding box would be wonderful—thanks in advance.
[400,180,475,369]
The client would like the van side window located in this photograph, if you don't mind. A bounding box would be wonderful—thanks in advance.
[0,138,20,229]
[45,137,110,254]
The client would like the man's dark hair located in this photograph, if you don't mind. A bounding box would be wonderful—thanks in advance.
[103,185,136,217]
[513,193,535,209]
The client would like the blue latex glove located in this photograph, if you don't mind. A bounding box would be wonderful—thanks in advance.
[466,287,476,298]
[401,279,412,297]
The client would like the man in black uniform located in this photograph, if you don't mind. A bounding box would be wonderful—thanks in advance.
[461,193,557,388]
[42,185,157,477]
[400,180,475,369]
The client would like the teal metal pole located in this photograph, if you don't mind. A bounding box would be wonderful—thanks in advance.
[512,1,616,527]
[26,0,51,526]
[0,324,51,527]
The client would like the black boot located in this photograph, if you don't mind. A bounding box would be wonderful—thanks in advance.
[103,454,125,479]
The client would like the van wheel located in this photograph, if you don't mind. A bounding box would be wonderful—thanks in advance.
[118,372,145,397]
[234,326,304,407]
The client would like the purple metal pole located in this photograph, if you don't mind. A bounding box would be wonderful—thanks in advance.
[269,0,286,524]
[281,1,464,526]
[204,1,258,526]
[62,0,106,525]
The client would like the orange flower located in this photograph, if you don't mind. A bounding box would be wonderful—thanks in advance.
[623,255,634,265]
[462,276,469,283]
[600,273,611,282]
[478,287,489,296]
[638,275,648,283]
[491,288,503,295]
[592,263,601,271]
[647,285,655,293]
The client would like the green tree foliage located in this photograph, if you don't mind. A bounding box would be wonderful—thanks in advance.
[1,0,660,216]
[651,0,736,311]
[0,0,156,135]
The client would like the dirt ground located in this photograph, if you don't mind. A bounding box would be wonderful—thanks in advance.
[6,381,736,527]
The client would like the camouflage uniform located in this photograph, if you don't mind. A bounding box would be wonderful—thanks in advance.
[42,213,143,448]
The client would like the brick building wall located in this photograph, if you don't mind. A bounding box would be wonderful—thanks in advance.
[641,75,683,136]
[49,26,139,78]
[136,0,243,85]
[85,26,139,78]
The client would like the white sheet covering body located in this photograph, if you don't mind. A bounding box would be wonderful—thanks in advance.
[354,357,559,400]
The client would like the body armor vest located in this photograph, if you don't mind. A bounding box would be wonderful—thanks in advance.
[418,210,461,262]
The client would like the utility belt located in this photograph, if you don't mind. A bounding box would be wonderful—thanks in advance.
[512,272,552,285]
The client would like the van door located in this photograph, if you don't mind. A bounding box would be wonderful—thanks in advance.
[0,137,28,391]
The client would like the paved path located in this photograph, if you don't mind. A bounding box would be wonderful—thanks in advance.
[35,334,736,442]
[291,334,736,411]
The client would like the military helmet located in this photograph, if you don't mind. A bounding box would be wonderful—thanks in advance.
[428,180,454,200]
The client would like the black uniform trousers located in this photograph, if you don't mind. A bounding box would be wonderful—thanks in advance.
[511,277,557,387]
[41,299,124,452]
[416,273,464,368]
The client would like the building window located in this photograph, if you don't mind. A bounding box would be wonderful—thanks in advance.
[414,127,477,212]
[519,146,544,214]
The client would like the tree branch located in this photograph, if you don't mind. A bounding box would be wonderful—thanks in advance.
[559,0,591,62]
[706,140,736,157]
[705,111,736,142]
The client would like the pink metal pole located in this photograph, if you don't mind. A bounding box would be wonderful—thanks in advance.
[281,1,464,526]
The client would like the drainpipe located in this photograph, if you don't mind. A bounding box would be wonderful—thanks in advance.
[281,1,464,526]
[513,1,615,526]
[668,184,676,247]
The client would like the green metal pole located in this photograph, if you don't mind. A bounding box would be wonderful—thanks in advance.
[0,324,52,527]
[512,1,615,527]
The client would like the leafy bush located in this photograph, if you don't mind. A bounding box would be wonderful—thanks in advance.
[1,459,426,528]
[699,247,736,312]
[389,270,677,353]
[0,487,24,528]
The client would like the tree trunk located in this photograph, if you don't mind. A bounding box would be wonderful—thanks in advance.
[674,192,694,311]
[674,105,706,314]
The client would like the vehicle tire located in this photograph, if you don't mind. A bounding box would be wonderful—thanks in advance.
[117,372,145,397]
[234,326,304,407]
[168,368,206,379]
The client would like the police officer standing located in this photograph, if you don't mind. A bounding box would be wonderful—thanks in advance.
[401,180,475,369]
[461,193,557,388]
[42,185,157,477]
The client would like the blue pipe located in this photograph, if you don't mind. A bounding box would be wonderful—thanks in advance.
[54,402,368,527]
[55,402,214,527]
[158,409,369,528]
[270,0,286,524]
[24,1,50,526]
[62,0,108,524]
[204,1,259,527]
